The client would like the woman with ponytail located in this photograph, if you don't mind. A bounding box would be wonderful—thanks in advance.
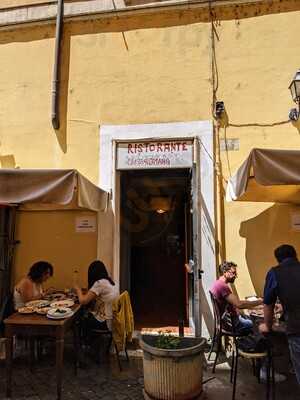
[75,260,119,334]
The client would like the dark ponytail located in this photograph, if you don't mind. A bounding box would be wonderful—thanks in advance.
[88,260,115,289]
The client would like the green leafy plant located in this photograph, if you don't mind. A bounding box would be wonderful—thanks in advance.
[156,331,181,349]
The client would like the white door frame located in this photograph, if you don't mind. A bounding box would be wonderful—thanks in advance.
[99,121,215,337]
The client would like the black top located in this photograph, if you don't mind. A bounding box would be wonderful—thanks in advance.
[272,257,300,335]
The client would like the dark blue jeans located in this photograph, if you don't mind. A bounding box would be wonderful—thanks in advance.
[82,312,108,344]
[234,315,254,334]
[288,335,300,384]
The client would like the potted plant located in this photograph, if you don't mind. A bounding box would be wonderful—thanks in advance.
[139,331,206,400]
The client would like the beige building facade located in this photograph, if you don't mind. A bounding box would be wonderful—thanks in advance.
[1,0,300,334]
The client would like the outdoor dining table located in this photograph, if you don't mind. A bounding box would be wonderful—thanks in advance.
[4,304,81,400]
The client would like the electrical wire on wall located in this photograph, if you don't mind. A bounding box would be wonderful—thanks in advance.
[198,137,228,185]
[209,5,292,179]
[209,0,227,262]
[209,0,219,118]
[207,1,293,262]
[228,120,289,128]
[112,0,129,51]
[209,0,228,184]
[208,1,228,184]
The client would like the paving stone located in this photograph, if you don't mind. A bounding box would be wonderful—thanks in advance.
[41,395,59,400]
[103,395,119,400]
[1,348,300,400]
[115,394,129,400]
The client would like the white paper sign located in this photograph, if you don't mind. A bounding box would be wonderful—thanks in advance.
[116,140,194,170]
[76,216,96,233]
[291,213,300,231]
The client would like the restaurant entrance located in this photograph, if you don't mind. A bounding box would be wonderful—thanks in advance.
[120,169,193,329]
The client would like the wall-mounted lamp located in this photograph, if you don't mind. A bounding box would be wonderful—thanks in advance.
[214,101,225,119]
[149,196,172,214]
[289,69,300,121]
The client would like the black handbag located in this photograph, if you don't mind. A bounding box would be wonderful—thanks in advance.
[237,333,270,353]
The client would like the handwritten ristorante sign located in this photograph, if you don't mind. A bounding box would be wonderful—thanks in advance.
[116,140,194,170]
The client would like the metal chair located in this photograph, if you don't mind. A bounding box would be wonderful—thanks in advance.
[208,291,249,374]
[90,290,133,371]
[209,291,275,400]
[91,326,129,371]
[0,292,14,335]
[233,346,275,400]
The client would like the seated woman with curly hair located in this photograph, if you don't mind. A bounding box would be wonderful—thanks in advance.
[14,261,53,309]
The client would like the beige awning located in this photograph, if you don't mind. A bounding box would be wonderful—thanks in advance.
[0,169,108,211]
[226,148,300,204]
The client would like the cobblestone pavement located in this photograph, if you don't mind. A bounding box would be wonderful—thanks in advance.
[203,332,300,400]
[0,341,144,400]
[1,337,300,400]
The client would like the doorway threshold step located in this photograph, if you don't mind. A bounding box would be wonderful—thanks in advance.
[133,327,194,338]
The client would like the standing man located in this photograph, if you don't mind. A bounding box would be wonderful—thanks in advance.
[210,261,263,333]
[260,244,300,384]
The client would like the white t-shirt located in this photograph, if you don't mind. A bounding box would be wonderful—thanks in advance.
[89,279,119,322]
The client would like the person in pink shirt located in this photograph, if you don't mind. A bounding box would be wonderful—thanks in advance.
[211,261,287,382]
[210,261,262,333]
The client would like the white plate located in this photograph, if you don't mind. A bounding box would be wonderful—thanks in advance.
[35,307,51,315]
[48,307,71,315]
[44,293,66,301]
[249,310,264,317]
[46,311,74,320]
[246,296,258,302]
[50,299,74,308]
[25,300,50,308]
[18,307,35,314]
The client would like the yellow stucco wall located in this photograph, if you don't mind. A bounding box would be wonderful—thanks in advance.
[216,10,300,297]
[0,20,211,176]
[2,1,300,296]
[13,210,98,289]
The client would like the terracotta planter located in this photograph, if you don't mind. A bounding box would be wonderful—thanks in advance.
[140,334,206,400]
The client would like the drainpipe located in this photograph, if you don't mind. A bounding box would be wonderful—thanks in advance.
[51,0,64,130]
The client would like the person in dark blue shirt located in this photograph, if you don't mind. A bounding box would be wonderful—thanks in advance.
[260,244,300,384]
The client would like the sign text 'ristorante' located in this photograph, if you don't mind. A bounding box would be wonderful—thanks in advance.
[117,140,194,170]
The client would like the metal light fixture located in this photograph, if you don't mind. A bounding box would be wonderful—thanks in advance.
[149,196,172,214]
[289,69,300,121]
[156,209,166,214]
[214,101,225,119]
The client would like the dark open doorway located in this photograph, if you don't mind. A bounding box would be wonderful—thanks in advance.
[120,169,192,329]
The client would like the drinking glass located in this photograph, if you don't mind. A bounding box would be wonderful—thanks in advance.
[274,312,281,326]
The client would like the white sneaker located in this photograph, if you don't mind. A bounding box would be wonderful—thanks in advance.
[289,365,296,375]
[260,367,287,383]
